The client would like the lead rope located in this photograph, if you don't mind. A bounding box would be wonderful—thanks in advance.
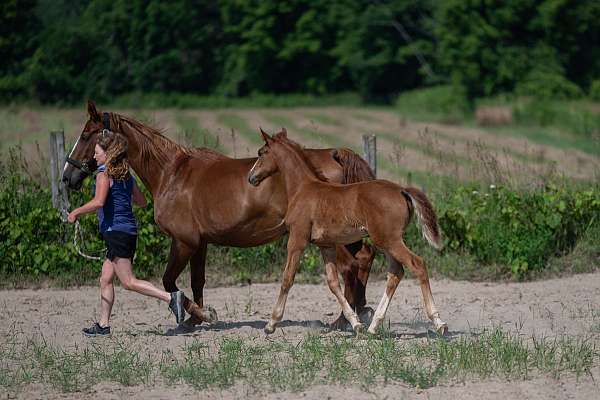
[61,207,105,261]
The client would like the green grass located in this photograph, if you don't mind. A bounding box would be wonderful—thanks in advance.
[2,328,596,394]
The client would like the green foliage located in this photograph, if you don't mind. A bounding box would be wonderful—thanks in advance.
[435,0,600,100]
[4,0,597,104]
[395,85,469,123]
[0,0,40,99]
[515,71,583,100]
[590,80,600,101]
[439,184,600,279]
[0,148,72,276]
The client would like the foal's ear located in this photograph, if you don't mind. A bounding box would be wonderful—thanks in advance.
[260,127,272,143]
[279,127,287,138]
[87,100,101,122]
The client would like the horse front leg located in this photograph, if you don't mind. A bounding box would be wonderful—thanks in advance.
[264,233,307,334]
[182,239,218,327]
[162,238,204,323]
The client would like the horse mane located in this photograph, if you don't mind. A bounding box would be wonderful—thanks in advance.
[272,131,329,182]
[110,113,227,169]
[333,148,375,184]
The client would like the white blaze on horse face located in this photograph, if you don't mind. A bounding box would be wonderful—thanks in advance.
[63,136,80,173]
[249,158,260,180]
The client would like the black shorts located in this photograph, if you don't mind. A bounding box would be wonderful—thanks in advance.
[103,231,137,261]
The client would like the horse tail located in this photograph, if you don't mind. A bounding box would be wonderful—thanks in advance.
[402,187,443,250]
[332,148,375,184]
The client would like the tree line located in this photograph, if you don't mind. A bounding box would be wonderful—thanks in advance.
[1,0,598,104]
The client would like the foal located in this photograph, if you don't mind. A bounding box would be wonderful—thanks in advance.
[248,129,448,335]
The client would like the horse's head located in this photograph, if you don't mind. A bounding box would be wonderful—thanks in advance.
[247,128,289,187]
[62,100,107,190]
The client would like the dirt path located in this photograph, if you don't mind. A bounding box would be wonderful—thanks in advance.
[2,272,598,399]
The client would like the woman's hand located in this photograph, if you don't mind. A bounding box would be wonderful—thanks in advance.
[67,211,78,223]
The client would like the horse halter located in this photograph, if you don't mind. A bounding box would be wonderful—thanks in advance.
[65,112,111,175]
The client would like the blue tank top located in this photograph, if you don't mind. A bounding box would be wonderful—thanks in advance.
[95,165,138,235]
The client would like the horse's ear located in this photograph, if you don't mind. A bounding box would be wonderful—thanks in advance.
[280,127,287,139]
[87,100,101,122]
[260,127,272,143]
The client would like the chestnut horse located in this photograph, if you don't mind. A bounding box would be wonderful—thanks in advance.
[62,101,376,328]
[248,129,448,335]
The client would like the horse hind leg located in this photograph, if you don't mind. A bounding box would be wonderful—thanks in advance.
[322,247,363,333]
[368,253,404,334]
[387,242,448,335]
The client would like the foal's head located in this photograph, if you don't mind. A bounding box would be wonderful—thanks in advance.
[248,128,305,187]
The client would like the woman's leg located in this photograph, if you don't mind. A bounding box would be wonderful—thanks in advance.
[99,258,115,327]
[112,257,170,303]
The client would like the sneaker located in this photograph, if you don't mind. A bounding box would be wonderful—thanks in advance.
[82,322,111,337]
[169,291,186,324]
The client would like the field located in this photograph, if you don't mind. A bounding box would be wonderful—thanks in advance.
[1,105,599,398]
[1,106,598,187]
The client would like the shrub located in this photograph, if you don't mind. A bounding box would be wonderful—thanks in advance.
[515,71,583,100]
[439,185,600,279]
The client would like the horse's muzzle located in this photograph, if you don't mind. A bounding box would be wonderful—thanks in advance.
[248,175,259,186]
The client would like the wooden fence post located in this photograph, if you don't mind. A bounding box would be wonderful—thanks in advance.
[49,130,70,213]
[362,134,377,177]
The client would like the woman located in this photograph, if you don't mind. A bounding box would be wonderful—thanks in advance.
[68,130,186,337]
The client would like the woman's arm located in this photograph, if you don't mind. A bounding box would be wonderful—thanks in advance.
[67,172,110,223]
[132,180,147,208]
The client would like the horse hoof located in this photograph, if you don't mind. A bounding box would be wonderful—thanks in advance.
[329,313,351,332]
[353,323,365,335]
[436,323,448,336]
[182,316,199,329]
[264,324,276,334]
[205,306,218,324]
[358,307,374,325]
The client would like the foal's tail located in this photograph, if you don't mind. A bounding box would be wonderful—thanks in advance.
[402,187,443,250]
[333,148,376,184]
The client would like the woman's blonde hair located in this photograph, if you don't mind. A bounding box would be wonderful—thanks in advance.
[96,130,130,180]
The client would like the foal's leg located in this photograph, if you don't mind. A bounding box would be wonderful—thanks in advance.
[322,247,363,333]
[382,242,447,335]
[368,254,404,334]
[265,233,308,334]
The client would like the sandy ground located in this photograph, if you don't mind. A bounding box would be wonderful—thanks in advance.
[1,272,599,399]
